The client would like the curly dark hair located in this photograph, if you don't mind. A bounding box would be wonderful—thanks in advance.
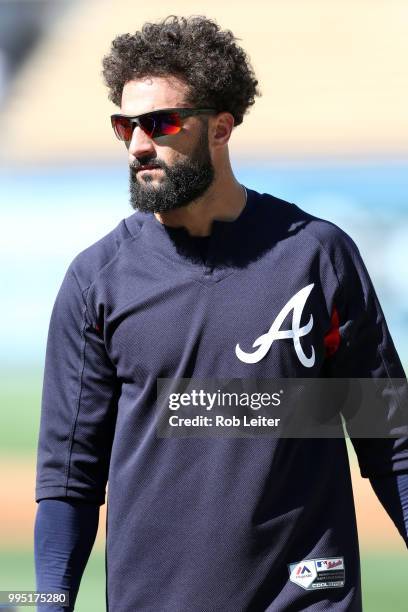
[101,15,261,127]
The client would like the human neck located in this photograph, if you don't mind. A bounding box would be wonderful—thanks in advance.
[153,174,246,237]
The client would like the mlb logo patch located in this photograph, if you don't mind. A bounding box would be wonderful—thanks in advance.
[316,558,344,571]
[288,557,345,591]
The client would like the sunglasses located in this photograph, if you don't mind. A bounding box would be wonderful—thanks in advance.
[110,107,216,141]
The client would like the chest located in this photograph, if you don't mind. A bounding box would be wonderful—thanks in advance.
[96,251,332,381]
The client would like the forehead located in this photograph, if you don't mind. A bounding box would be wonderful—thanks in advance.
[120,76,190,115]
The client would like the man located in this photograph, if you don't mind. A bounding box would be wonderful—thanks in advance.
[35,15,408,612]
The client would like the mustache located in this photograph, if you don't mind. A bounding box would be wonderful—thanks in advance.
[129,160,164,172]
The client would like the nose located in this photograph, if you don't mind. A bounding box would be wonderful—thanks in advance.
[126,124,156,162]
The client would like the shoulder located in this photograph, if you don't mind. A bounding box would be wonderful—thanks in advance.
[67,210,149,292]
[251,188,362,265]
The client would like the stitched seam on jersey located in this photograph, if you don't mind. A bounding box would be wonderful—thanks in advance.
[294,220,371,345]
[36,485,68,489]
[80,234,147,368]
[378,344,404,414]
[193,269,236,286]
[291,219,344,339]
[122,217,135,238]
[123,214,146,238]
[372,288,393,355]
[63,270,89,496]
[71,220,145,320]
[302,220,405,407]
[313,222,400,382]
[83,279,118,371]
[83,232,146,321]
[69,233,146,370]
[293,221,367,369]
[294,220,343,296]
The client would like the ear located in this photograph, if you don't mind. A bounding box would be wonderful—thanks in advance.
[210,112,235,148]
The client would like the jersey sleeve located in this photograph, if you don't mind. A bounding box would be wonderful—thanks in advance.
[324,229,408,478]
[369,473,408,548]
[35,264,120,505]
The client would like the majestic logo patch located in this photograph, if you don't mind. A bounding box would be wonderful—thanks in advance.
[288,557,345,591]
[235,283,315,367]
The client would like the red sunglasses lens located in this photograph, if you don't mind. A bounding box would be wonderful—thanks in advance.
[112,116,133,141]
[112,112,182,140]
[140,112,182,137]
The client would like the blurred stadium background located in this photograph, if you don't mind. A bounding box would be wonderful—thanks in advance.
[0,1,407,610]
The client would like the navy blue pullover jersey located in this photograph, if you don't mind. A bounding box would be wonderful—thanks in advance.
[36,187,408,611]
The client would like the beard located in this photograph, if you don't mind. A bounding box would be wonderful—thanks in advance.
[128,124,215,214]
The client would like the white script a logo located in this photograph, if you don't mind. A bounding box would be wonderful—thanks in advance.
[235,283,315,368]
